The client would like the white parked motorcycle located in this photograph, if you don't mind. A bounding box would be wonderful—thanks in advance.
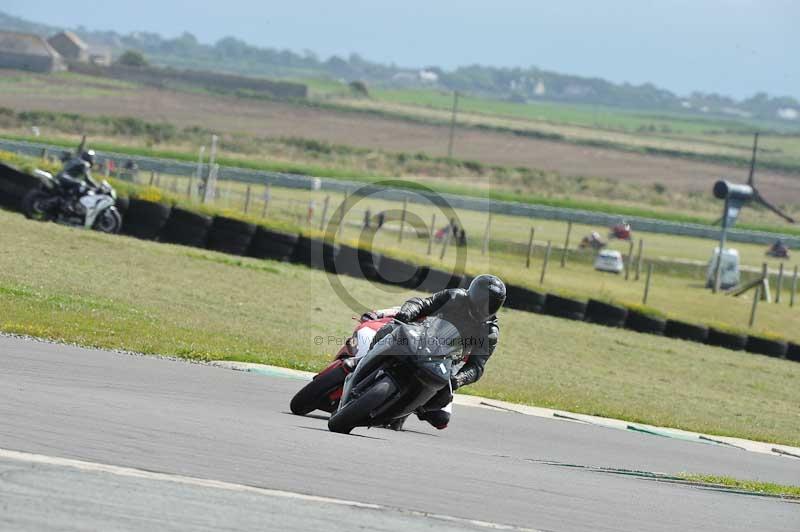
[22,169,122,234]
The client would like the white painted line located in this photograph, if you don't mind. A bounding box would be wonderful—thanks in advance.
[0,447,541,532]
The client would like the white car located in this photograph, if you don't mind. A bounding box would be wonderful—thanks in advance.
[594,249,624,274]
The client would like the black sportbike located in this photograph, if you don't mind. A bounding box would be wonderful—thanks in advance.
[328,317,460,434]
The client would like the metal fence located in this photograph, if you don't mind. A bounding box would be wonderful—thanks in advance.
[3,137,798,248]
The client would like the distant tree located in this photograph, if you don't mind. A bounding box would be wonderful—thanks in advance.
[117,50,148,68]
[349,80,369,98]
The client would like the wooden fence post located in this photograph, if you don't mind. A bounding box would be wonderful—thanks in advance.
[560,221,572,267]
[319,195,330,231]
[149,171,155,186]
[481,213,492,255]
[439,223,451,260]
[244,185,252,214]
[398,197,407,242]
[749,284,761,328]
[791,265,798,308]
[643,263,653,304]
[261,184,271,218]
[635,239,644,281]
[776,262,784,303]
[540,241,552,285]
[625,239,635,281]
[525,227,535,269]
[427,213,436,255]
[338,192,348,236]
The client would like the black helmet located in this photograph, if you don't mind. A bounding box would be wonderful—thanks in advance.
[466,274,506,321]
[80,150,96,167]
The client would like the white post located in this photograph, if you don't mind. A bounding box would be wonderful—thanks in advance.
[203,135,218,204]
[204,164,219,204]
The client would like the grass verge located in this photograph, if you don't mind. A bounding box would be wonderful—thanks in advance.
[0,208,798,446]
[677,474,800,499]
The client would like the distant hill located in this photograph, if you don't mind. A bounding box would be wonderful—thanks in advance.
[1,10,797,124]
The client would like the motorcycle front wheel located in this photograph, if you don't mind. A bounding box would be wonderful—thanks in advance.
[327,377,395,434]
[290,364,347,416]
[22,189,56,222]
[93,207,122,234]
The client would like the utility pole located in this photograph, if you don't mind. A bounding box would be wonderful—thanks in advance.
[446,91,459,159]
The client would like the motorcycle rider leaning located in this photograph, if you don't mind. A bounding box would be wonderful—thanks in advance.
[358,274,505,430]
[58,150,99,212]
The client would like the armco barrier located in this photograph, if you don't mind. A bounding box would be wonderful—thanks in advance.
[2,138,799,248]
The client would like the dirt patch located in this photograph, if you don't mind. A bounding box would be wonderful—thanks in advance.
[3,72,799,205]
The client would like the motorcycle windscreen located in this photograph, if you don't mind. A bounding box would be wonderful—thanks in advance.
[412,318,461,387]
[418,317,462,358]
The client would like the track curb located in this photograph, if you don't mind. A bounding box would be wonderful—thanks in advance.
[211,360,800,460]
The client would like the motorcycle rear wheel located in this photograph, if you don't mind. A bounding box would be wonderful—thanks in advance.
[328,377,395,434]
[22,190,56,222]
[290,365,347,416]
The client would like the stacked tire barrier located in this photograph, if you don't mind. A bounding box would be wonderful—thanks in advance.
[706,328,747,351]
[504,285,546,313]
[0,163,39,210]
[1,163,798,363]
[206,216,257,255]
[248,227,298,262]
[160,208,212,248]
[584,300,628,328]
[664,320,709,343]
[122,199,171,240]
[542,294,587,321]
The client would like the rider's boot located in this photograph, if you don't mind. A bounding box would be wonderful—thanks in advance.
[416,409,450,430]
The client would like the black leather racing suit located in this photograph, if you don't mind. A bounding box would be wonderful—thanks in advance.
[377,288,500,428]
[58,159,96,199]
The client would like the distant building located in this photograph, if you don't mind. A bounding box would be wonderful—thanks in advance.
[47,31,111,66]
[87,46,112,67]
[47,31,88,62]
[0,31,65,73]
[418,69,439,83]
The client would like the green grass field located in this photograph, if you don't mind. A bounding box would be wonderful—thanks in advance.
[3,146,798,342]
[4,129,800,236]
[316,83,800,173]
[123,171,800,343]
[1,208,798,446]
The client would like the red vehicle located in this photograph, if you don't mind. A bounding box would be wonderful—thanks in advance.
[609,222,632,241]
[290,316,392,416]
[766,240,790,259]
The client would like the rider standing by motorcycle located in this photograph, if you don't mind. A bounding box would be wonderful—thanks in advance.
[359,274,505,430]
[58,150,99,212]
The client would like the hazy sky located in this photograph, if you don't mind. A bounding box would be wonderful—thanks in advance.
[4,1,797,99]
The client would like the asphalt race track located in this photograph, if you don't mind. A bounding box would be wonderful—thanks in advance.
[1,335,798,531]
